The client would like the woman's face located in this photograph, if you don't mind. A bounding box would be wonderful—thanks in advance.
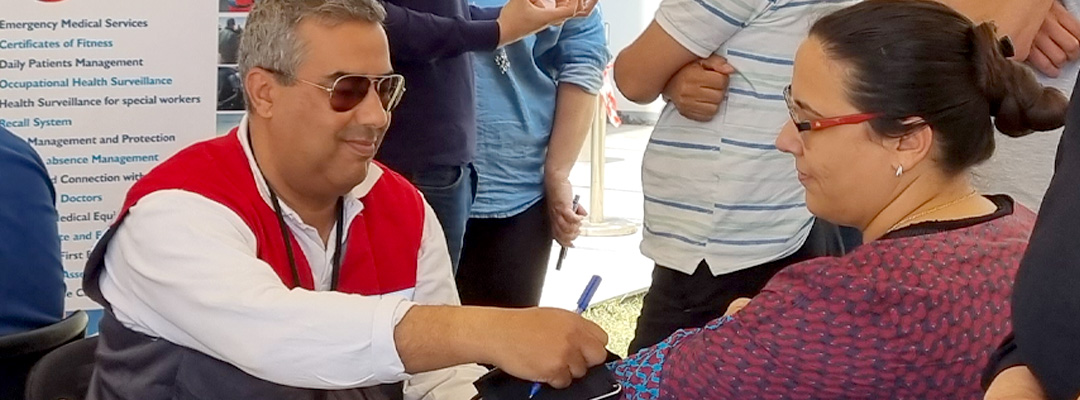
[775,37,903,229]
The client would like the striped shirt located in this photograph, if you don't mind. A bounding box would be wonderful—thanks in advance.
[641,0,858,275]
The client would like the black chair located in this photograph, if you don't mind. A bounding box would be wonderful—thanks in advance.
[24,336,98,400]
[0,310,88,400]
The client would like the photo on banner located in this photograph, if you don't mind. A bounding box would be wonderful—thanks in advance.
[219,0,254,13]
[217,8,250,136]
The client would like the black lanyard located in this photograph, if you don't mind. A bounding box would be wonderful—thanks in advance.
[248,134,345,290]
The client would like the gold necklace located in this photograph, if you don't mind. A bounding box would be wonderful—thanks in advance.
[888,190,980,232]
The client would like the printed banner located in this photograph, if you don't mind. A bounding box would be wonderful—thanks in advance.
[1,0,221,328]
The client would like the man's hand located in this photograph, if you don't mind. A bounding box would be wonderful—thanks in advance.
[985,366,1048,400]
[395,306,609,389]
[547,177,587,247]
[497,0,597,47]
[1028,1,1080,78]
[661,55,735,122]
[484,308,609,388]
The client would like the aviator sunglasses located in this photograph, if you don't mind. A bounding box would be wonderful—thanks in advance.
[267,68,405,112]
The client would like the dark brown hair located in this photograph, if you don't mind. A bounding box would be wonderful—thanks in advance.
[810,0,1068,173]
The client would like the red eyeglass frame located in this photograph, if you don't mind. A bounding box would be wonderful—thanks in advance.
[783,85,880,132]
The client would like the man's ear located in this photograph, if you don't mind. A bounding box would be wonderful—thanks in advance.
[245,68,277,118]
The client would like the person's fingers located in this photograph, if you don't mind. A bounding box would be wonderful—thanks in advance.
[576,0,597,16]
[700,55,734,74]
[582,337,609,366]
[553,224,574,246]
[689,99,722,115]
[547,368,573,389]
[695,72,730,91]
[554,208,582,231]
[677,108,716,122]
[1046,18,1080,60]
[1030,45,1062,77]
[1035,33,1068,68]
[542,0,579,20]
[687,86,727,103]
[574,205,588,217]
[559,205,583,221]
[582,319,609,344]
[551,213,581,247]
[1054,1,1080,40]
[567,351,589,379]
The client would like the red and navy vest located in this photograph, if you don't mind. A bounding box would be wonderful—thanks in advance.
[83,129,423,400]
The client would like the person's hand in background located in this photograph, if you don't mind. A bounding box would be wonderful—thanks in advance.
[547,177,587,247]
[723,297,751,317]
[938,0,1052,61]
[661,55,735,122]
[498,0,598,46]
[984,366,1049,400]
[1027,1,1080,78]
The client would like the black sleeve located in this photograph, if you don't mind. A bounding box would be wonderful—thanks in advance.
[981,333,1024,390]
[381,2,500,65]
[470,5,502,21]
[1009,72,1080,400]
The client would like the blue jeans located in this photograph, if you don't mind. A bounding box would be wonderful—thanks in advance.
[404,163,477,274]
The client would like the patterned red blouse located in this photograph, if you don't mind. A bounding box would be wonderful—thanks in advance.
[612,196,1034,399]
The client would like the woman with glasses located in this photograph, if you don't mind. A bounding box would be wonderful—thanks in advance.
[609,0,1067,398]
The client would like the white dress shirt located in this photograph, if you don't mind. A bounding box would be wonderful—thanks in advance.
[97,116,486,399]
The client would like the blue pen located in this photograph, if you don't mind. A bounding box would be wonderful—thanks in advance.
[528,275,603,399]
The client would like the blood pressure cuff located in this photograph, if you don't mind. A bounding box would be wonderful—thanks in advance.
[473,352,622,400]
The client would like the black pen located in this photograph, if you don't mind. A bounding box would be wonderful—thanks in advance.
[555,195,580,271]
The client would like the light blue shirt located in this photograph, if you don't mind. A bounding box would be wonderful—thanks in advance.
[469,3,610,218]
[640,0,857,275]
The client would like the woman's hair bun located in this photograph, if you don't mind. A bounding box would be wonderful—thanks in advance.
[971,22,1068,137]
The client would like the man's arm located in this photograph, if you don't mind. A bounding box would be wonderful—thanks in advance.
[614,21,703,104]
[0,130,64,336]
[383,0,592,65]
[394,196,611,392]
[938,0,1053,61]
[397,201,609,388]
[540,9,609,246]
[545,84,597,246]
[381,2,500,64]
[402,202,487,400]
[614,0,755,106]
[394,305,610,389]
[100,191,417,389]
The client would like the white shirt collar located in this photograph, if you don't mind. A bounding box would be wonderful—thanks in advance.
[236,115,380,223]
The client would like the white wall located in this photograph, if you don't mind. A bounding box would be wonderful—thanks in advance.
[598,0,665,117]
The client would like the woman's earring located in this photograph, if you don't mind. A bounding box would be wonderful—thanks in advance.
[895,165,904,177]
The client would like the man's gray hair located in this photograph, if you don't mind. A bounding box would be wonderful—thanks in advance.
[238,0,386,85]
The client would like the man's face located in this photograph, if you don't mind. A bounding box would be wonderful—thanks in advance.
[265,19,393,192]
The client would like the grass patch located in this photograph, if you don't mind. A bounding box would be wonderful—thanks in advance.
[582,290,646,358]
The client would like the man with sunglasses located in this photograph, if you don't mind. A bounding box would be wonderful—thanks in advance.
[376,0,596,271]
[81,1,608,399]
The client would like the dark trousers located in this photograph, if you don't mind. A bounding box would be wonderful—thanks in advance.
[456,200,553,308]
[401,163,477,274]
[627,218,847,354]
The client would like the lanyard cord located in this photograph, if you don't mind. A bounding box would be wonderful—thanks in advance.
[248,134,345,290]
